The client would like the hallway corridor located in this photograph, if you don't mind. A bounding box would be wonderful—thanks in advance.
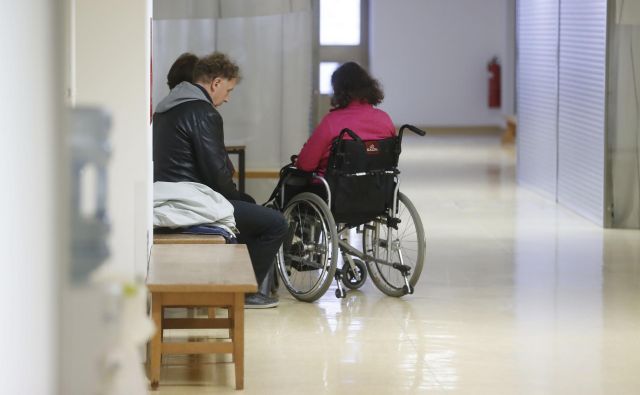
[153,132,640,394]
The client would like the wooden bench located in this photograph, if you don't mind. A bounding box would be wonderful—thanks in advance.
[153,233,226,245]
[147,244,257,390]
[154,232,227,320]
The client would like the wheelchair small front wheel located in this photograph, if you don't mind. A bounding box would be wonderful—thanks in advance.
[341,259,367,290]
[276,192,338,302]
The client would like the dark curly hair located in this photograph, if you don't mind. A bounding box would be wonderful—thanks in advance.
[330,62,384,110]
[167,52,199,89]
[193,52,241,84]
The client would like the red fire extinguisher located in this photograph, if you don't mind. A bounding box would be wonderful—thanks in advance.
[488,57,501,108]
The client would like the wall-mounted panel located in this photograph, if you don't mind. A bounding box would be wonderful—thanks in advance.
[557,0,607,225]
[516,0,560,198]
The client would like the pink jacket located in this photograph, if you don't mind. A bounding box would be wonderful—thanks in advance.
[296,102,396,174]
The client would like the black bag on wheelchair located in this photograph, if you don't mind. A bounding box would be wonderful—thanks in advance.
[326,128,400,226]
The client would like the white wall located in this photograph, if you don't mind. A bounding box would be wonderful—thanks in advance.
[370,0,515,127]
[74,0,152,278]
[0,1,60,394]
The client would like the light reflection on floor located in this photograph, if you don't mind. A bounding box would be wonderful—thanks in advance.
[152,133,640,395]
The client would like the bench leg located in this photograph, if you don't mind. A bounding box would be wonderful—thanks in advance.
[233,293,244,390]
[150,293,163,390]
[228,306,235,343]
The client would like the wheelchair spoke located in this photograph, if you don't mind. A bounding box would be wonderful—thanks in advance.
[284,254,326,271]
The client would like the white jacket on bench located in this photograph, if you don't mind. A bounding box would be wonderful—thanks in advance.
[153,181,236,234]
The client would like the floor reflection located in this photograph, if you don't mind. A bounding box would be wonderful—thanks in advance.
[152,133,640,395]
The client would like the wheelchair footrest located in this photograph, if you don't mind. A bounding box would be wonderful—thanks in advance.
[392,263,412,276]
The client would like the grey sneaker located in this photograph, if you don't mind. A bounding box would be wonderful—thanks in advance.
[244,293,279,309]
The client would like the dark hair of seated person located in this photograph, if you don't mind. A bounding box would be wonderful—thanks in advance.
[330,61,384,110]
[166,52,199,89]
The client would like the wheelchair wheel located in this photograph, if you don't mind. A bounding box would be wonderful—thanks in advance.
[341,258,368,290]
[276,192,338,302]
[363,192,425,297]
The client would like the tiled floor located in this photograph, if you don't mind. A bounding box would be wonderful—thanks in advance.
[151,132,640,394]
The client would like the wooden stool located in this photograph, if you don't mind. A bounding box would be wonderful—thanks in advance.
[226,145,246,193]
[502,115,517,144]
[147,244,257,390]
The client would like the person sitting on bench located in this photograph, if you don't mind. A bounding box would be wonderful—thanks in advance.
[153,52,286,308]
[166,52,199,90]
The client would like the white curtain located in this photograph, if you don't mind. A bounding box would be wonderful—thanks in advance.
[152,1,312,168]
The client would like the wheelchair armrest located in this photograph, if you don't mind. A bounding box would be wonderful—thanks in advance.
[280,166,314,189]
[311,175,332,210]
[288,167,314,178]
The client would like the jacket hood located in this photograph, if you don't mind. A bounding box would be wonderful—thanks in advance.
[155,82,211,113]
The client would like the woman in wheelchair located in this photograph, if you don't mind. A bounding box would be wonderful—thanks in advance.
[296,61,396,175]
[270,62,427,302]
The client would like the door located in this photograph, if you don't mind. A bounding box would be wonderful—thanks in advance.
[313,0,370,126]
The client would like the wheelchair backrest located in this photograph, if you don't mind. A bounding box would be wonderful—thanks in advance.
[327,129,400,174]
[325,128,400,225]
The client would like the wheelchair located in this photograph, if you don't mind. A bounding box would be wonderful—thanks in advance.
[266,124,426,302]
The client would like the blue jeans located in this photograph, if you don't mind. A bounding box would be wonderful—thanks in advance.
[230,200,287,286]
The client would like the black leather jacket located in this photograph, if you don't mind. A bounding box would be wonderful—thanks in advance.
[153,82,251,202]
